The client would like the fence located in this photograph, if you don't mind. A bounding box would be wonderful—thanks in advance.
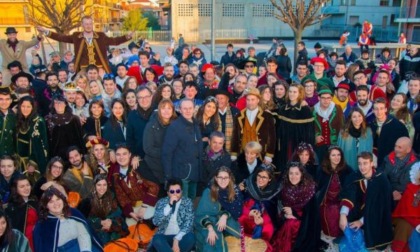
[317,25,399,42]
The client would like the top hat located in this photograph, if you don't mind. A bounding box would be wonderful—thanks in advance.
[5,27,18,34]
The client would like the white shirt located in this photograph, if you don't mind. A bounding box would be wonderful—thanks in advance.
[246,108,258,126]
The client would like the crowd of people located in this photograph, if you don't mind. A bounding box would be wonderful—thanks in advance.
[0,15,419,252]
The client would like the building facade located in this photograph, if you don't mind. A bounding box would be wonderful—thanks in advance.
[395,0,420,43]
[321,0,401,41]
[171,0,323,43]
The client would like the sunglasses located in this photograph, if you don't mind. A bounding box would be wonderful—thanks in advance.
[169,189,181,194]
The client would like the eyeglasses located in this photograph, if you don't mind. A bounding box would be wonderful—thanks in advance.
[257,174,270,180]
[137,95,152,100]
[52,164,64,170]
[216,176,230,181]
[144,47,150,49]
[169,189,181,194]
[245,65,254,68]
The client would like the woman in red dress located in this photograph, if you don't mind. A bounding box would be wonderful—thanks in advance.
[272,162,316,252]
[316,146,353,245]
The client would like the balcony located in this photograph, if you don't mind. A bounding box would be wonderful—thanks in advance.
[395,6,420,23]
[322,6,345,15]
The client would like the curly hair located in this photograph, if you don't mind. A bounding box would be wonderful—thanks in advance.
[282,162,314,187]
[38,186,70,220]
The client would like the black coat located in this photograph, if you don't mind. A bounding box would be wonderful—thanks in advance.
[370,115,409,167]
[5,199,38,234]
[341,171,393,250]
[139,113,168,184]
[162,116,203,182]
[276,55,292,80]
[202,149,232,182]
[232,153,262,185]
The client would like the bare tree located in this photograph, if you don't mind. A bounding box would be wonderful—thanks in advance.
[26,0,86,53]
[269,0,330,64]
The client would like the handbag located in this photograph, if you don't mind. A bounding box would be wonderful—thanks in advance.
[338,226,368,252]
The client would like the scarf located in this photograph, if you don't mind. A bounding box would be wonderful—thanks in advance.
[223,107,234,152]
[206,147,223,161]
[305,93,319,107]
[332,96,348,111]
[314,102,335,122]
[349,126,362,138]
[46,112,74,133]
[6,39,18,51]
[245,173,281,202]
[218,186,242,220]
[394,154,411,172]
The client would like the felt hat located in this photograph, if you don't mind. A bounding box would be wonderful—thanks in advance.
[245,87,261,99]
[318,85,333,96]
[310,57,329,69]
[336,82,350,91]
[11,71,33,84]
[5,27,18,34]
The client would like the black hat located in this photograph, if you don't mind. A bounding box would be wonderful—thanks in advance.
[128,41,140,50]
[314,42,322,49]
[5,27,18,34]
[211,89,231,98]
[11,71,33,84]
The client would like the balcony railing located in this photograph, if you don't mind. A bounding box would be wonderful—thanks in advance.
[396,6,420,19]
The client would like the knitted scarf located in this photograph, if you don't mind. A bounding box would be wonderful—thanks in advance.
[224,107,234,152]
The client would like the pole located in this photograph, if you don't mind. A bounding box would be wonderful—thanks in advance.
[211,0,216,61]
[397,0,404,37]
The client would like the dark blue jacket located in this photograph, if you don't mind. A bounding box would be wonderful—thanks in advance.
[220,52,237,67]
[126,109,152,158]
[162,116,203,182]
[102,120,126,150]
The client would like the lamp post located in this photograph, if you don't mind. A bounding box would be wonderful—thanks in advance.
[210,0,216,61]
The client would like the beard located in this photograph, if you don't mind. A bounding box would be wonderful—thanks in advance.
[358,99,368,106]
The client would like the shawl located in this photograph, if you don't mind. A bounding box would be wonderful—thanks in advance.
[45,112,74,134]
[217,185,243,220]
[280,182,315,210]
[245,173,281,202]
[314,102,335,122]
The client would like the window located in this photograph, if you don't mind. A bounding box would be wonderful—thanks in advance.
[382,16,388,28]
[252,4,274,17]
[413,27,420,42]
[349,15,359,25]
[198,4,212,17]
[350,0,356,6]
[178,4,194,17]
[222,3,245,17]
[392,0,402,6]
[380,0,389,6]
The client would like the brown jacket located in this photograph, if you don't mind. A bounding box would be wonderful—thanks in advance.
[231,107,276,159]
[48,31,130,73]
[0,37,40,85]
